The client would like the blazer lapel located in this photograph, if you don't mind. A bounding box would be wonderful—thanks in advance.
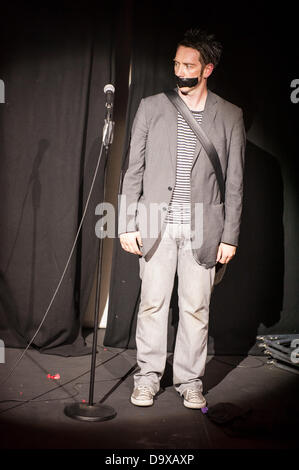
[163,95,178,173]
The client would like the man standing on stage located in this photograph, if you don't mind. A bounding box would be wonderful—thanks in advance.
[118,29,246,408]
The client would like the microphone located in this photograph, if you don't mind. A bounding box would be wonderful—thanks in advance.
[104,84,115,108]
[102,84,115,147]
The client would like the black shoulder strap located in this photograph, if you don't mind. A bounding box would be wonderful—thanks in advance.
[164,89,225,204]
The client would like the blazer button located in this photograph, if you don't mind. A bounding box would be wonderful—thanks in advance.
[168,186,172,191]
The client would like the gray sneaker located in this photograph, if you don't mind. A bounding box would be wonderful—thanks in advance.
[131,385,155,406]
[182,389,206,409]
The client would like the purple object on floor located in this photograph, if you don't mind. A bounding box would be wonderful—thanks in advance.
[201,406,208,414]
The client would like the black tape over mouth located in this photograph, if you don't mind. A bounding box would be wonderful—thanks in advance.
[176,76,198,88]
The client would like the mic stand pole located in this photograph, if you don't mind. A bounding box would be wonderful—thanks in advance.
[64,101,116,422]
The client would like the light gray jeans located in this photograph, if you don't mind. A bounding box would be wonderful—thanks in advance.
[134,223,216,395]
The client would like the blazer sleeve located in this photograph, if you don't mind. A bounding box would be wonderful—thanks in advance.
[118,99,148,235]
[221,109,246,246]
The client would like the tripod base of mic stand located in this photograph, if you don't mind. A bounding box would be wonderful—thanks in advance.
[64,402,116,422]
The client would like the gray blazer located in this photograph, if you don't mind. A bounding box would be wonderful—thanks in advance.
[118,89,246,268]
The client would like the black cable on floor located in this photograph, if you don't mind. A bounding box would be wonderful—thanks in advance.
[0,347,130,414]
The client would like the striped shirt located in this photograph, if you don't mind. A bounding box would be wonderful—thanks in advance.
[165,110,203,224]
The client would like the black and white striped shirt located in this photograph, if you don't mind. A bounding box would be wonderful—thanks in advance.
[165,110,203,224]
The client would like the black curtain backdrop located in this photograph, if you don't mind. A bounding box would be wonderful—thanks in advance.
[0,1,298,358]
[104,1,299,354]
[0,3,115,355]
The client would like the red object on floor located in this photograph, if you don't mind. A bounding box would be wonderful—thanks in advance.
[47,373,61,380]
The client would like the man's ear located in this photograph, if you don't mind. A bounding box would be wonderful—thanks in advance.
[203,63,214,79]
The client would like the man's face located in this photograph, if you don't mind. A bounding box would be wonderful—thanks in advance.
[174,45,207,94]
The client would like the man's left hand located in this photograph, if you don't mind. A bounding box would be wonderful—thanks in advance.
[216,242,236,264]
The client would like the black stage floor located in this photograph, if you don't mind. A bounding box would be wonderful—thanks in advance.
[0,329,298,452]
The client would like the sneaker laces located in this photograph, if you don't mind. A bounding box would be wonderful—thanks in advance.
[137,385,153,398]
[186,389,203,401]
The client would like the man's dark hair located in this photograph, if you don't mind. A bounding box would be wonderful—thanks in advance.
[178,29,223,68]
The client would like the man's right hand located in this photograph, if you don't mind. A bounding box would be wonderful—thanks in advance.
[119,231,143,256]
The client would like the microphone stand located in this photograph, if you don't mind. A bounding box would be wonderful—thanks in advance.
[64,96,116,422]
